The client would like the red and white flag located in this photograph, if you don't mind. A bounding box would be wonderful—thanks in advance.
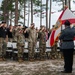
[49,7,75,47]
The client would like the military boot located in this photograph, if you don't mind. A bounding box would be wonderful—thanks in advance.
[29,57,35,62]
[0,57,3,61]
[40,56,46,61]
[18,58,23,63]
[2,55,6,61]
[2,57,6,61]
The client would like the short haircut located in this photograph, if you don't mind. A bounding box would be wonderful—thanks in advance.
[64,20,71,26]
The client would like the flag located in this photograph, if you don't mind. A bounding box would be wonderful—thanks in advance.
[49,7,75,47]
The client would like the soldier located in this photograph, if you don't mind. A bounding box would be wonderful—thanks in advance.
[50,25,58,59]
[17,28,25,62]
[0,23,3,60]
[0,21,8,61]
[12,26,17,42]
[25,23,37,61]
[12,25,21,42]
[38,26,46,60]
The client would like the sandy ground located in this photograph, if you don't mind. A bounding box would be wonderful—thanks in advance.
[0,57,75,75]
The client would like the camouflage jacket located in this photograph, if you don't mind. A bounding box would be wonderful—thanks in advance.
[17,33,25,46]
[38,31,46,45]
[26,28,37,43]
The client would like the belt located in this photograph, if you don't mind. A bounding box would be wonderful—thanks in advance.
[63,40,73,42]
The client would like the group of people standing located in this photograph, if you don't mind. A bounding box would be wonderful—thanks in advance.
[0,21,49,62]
[0,20,75,73]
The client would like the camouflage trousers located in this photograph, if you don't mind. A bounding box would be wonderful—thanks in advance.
[17,44,24,58]
[39,44,46,59]
[51,44,58,59]
[8,38,13,42]
[0,38,7,57]
[28,42,36,59]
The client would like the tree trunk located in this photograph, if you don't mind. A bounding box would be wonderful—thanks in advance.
[65,0,71,9]
[62,0,65,10]
[40,0,42,26]
[49,0,52,29]
[10,11,12,25]
[65,0,67,5]
[46,0,48,29]
[3,0,8,22]
[28,2,30,27]
[15,0,18,26]
[31,0,33,24]
[68,0,71,9]
[24,0,26,26]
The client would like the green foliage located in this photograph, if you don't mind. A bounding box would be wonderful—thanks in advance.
[33,0,42,6]
[0,14,4,21]
[0,0,46,24]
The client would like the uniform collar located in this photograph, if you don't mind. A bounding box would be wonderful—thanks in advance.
[65,26,70,28]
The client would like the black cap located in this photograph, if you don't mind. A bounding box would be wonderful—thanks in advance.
[18,25,21,26]
[1,21,6,24]
[31,23,35,26]
[64,20,70,26]
[25,26,28,28]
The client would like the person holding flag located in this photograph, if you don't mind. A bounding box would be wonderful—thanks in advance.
[49,6,75,47]
[59,20,75,73]
[47,6,75,73]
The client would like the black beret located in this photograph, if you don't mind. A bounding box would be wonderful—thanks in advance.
[2,21,6,23]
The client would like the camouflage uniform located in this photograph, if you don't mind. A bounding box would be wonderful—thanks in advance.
[0,38,3,57]
[0,38,7,58]
[51,41,58,59]
[38,30,46,60]
[17,29,25,60]
[3,38,7,57]
[26,27,37,60]
[0,24,7,60]
[12,26,20,42]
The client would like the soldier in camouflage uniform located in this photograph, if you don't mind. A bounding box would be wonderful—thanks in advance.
[49,25,58,59]
[26,23,37,61]
[12,25,21,42]
[17,28,25,62]
[12,26,17,42]
[0,23,3,60]
[0,21,8,61]
[38,26,46,60]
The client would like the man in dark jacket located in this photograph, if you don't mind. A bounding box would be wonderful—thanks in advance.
[59,20,75,73]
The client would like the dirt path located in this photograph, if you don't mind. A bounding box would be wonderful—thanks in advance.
[0,58,75,75]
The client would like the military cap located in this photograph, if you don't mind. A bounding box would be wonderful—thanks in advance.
[31,23,35,26]
[1,21,6,24]
[18,25,21,26]
[23,26,27,28]
[64,20,71,26]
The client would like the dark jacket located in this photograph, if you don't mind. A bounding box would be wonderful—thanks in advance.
[0,27,8,38]
[59,26,75,50]
[7,28,13,38]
